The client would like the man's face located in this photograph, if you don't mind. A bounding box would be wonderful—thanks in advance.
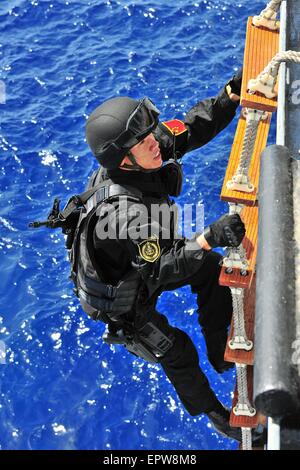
[120,133,163,170]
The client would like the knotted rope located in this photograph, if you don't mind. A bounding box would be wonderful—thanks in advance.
[253,0,282,30]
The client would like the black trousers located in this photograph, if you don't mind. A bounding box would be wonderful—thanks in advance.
[132,251,232,416]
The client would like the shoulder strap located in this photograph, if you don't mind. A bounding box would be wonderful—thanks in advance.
[84,181,142,216]
[86,182,142,211]
[60,179,143,222]
[67,178,143,273]
[69,179,142,298]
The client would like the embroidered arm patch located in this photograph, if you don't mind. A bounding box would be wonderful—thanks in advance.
[161,119,187,136]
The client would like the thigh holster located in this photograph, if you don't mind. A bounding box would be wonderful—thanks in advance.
[102,321,175,363]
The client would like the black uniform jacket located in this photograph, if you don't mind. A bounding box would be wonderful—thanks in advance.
[93,85,238,299]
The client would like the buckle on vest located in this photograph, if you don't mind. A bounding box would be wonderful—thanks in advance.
[108,285,117,299]
[96,186,109,204]
[71,195,83,206]
[69,271,77,282]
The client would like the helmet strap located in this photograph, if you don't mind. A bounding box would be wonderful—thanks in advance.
[119,150,161,173]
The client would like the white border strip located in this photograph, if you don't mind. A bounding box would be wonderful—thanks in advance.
[267,1,287,451]
[276,0,287,146]
[267,418,281,450]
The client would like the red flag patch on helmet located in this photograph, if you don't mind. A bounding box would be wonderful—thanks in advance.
[162,119,187,136]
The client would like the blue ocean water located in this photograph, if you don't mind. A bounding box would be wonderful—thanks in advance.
[0,0,275,451]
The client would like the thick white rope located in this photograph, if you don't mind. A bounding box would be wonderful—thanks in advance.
[231,288,247,339]
[253,0,282,30]
[223,204,249,273]
[261,0,282,13]
[227,109,267,193]
[259,51,300,79]
[229,288,253,351]
[248,51,300,99]
[234,364,256,417]
[238,120,259,177]
[242,427,253,450]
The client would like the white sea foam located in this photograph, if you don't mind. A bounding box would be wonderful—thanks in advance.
[39,150,58,166]
[52,423,67,435]
[0,217,17,232]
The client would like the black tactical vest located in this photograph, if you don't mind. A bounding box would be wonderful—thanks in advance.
[69,163,182,323]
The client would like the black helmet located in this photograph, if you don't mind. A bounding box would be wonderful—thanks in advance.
[85,96,160,169]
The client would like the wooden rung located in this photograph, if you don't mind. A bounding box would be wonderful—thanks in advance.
[219,206,258,289]
[241,17,279,112]
[224,275,256,365]
[230,366,258,429]
[220,112,272,206]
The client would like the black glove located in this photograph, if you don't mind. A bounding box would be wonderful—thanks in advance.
[227,68,243,96]
[203,214,245,248]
